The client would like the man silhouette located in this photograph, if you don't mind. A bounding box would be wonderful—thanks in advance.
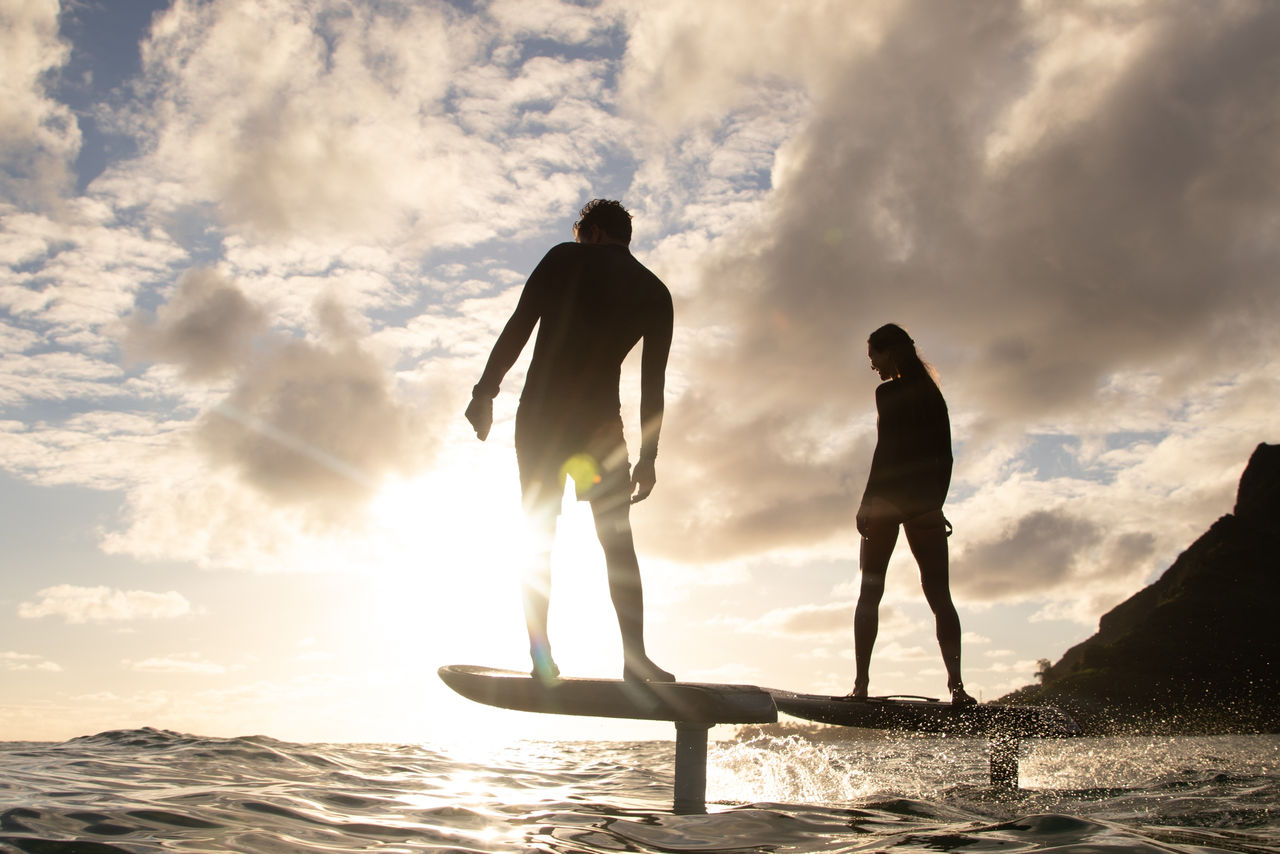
[465,199,675,684]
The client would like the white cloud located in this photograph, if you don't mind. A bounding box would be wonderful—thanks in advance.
[489,0,621,45]
[747,601,854,637]
[976,657,1040,676]
[1,651,62,672]
[0,350,126,408]
[617,0,889,130]
[734,600,921,645]
[0,0,80,206]
[0,202,187,360]
[874,642,934,663]
[128,653,227,675]
[0,410,190,491]
[18,585,192,624]
[100,0,614,254]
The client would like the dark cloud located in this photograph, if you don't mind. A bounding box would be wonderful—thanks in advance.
[125,268,267,380]
[129,270,435,519]
[1102,531,1158,577]
[951,510,1102,600]
[649,1,1280,563]
[637,399,870,561]
[198,299,434,517]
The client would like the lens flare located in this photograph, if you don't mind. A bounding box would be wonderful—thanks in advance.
[559,453,602,499]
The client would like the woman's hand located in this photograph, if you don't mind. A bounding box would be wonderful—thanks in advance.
[857,496,901,537]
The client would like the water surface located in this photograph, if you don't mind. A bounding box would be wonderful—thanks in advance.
[1,728,1275,852]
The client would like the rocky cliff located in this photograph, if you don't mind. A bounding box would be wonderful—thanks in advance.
[1000,443,1280,734]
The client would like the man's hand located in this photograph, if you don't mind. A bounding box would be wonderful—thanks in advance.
[464,396,493,441]
[630,458,656,504]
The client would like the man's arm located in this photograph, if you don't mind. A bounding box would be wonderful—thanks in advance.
[631,290,673,502]
[465,272,544,441]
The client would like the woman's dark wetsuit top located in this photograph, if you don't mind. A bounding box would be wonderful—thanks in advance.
[862,375,953,520]
[473,241,673,496]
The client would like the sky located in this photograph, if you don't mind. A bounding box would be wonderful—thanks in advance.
[1,0,1277,746]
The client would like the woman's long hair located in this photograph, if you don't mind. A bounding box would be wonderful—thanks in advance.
[868,323,940,385]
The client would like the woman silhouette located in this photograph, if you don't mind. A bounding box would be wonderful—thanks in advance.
[853,323,975,706]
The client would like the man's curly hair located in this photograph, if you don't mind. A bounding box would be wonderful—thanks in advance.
[574,198,632,244]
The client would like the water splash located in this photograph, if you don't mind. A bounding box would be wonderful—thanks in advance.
[710,731,1002,804]
[710,734,882,803]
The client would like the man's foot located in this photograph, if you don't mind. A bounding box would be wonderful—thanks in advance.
[622,656,675,683]
[847,683,869,700]
[950,684,977,707]
[530,648,560,684]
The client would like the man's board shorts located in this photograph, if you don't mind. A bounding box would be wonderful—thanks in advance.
[515,412,631,518]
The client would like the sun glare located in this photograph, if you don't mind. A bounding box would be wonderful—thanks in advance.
[362,451,627,697]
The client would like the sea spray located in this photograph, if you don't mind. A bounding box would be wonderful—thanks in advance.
[708,734,879,803]
[1020,735,1280,793]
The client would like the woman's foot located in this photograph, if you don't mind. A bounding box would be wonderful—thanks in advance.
[847,681,869,700]
[622,656,675,683]
[950,683,977,707]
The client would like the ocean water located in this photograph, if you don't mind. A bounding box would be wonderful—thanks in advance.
[0,728,1276,853]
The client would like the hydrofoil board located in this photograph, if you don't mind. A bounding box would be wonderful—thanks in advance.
[768,688,1078,739]
[440,665,777,725]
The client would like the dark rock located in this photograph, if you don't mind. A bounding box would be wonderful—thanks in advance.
[999,442,1280,734]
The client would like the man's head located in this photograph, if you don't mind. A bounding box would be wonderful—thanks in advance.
[573,199,632,245]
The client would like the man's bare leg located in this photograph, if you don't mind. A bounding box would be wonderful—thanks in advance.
[593,500,674,683]
[523,507,560,683]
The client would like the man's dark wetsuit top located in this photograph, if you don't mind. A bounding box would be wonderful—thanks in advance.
[473,241,673,502]
[862,375,953,520]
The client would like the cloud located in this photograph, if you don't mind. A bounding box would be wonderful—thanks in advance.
[747,600,854,637]
[18,585,191,624]
[1,651,62,672]
[0,202,187,365]
[976,658,1040,676]
[736,599,918,644]
[0,0,80,206]
[124,268,439,521]
[611,1,1280,607]
[127,653,227,675]
[3,0,1275,616]
[953,510,1103,599]
[195,297,433,512]
[133,0,460,241]
[618,0,889,130]
[105,0,620,251]
[868,641,934,664]
[124,267,268,380]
